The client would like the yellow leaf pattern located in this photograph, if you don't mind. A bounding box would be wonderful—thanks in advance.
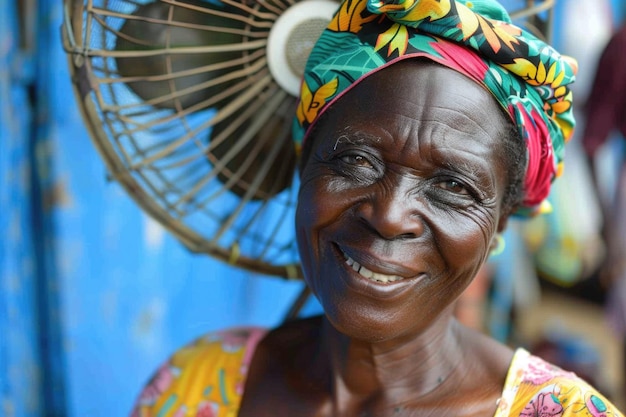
[378,0,452,22]
[329,0,377,33]
[490,22,521,51]
[375,23,409,56]
[456,2,479,40]
[504,59,564,88]
[296,78,339,126]
[453,2,520,50]
[478,15,503,53]
[502,58,537,82]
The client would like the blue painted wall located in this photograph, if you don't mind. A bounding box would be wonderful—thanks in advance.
[1,2,307,416]
[1,3,43,416]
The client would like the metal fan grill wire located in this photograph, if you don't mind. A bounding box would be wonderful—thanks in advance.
[61,0,555,280]
[62,0,307,278]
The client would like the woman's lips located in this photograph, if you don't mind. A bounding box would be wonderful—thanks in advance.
[333,245,427,298]
[337,244,420,284]
[344,254,404,283]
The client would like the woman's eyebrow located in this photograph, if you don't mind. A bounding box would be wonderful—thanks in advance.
[333,128,381,150]
[442,158,494,185]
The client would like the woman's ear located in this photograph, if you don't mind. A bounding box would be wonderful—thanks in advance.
[489,233,506,257]
[489,235,498,253]
[489,213,510,255]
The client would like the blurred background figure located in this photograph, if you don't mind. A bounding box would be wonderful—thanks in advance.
[581,22,626,401]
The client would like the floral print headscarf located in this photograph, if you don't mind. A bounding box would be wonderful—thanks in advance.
[293,0,578,216]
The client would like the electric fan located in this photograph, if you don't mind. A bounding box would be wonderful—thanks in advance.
[61,0,556,282]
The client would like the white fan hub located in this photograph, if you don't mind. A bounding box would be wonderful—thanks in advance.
[267,0,339,96]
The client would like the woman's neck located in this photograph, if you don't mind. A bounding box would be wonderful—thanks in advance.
[319,309,468,412]
[239,313,512,417]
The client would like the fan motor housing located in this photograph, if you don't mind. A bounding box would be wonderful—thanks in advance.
[267,0,339,96]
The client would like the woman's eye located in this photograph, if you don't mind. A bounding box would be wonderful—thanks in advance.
[340,154,374,168]
[437,179,470,195]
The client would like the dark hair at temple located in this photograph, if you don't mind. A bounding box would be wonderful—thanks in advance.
[500,123,526,215]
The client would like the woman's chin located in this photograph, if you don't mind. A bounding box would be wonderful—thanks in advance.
[323,306,410,344]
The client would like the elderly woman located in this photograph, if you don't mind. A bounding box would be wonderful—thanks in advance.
[131,0,623,415]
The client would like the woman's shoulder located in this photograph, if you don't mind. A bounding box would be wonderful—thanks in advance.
[130,326,267,417]
[495,348,623,417]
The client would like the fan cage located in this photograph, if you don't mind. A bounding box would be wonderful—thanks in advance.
[61,0,555,280]
[63,0,304,278]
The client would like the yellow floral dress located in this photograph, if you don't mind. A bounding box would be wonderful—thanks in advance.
[131,327,266,417]
[131,329,623,417]
[495,349,623,417]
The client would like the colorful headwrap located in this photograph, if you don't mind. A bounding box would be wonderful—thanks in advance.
[292,0,577,216]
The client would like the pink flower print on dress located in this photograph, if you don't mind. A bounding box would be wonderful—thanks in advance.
[236,380,245,396]
[136,363,176,405]
[212,329,250,352]
[520,389,565,417]
[239,328,267,376]
[173,406,186,417]
[196,401,219,417]
[523,356,575,385]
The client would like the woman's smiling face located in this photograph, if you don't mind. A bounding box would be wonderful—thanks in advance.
[295,60,514,342]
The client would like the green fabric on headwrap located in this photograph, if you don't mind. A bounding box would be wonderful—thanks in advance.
[460,0,510,21]
[293,0,577,216]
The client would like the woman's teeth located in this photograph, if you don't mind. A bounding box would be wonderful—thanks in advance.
[345,255,402,283]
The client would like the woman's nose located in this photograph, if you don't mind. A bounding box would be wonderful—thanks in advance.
[357,182,425,240]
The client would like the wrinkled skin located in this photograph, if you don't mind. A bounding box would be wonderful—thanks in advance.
[239,60,517,417]
[297,60,511,343]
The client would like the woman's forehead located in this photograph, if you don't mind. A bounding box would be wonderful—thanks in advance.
[315,61,509,141]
